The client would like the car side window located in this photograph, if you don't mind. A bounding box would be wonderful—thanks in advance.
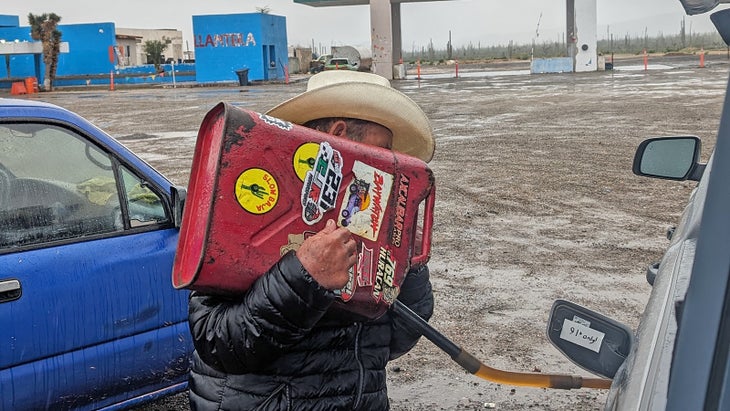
[0,123,165,250]
[119,166,166,227]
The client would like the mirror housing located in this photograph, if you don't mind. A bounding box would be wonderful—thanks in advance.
[711,8,730,45]
[678,0,730,15]
[547,300,633,379]
[171,186,187,228]
[632,136,704,181]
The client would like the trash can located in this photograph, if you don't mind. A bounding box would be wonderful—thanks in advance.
[235,69,249,86]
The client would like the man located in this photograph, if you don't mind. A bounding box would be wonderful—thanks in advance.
[187,71,436,410]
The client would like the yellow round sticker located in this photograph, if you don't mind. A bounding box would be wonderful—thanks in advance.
[293,143,320,182]
[235,168,279,214]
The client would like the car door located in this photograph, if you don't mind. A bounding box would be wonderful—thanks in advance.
[664,74,730,411]
[0,121,190,410]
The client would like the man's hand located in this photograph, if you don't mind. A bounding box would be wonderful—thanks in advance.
[296,219,357,290]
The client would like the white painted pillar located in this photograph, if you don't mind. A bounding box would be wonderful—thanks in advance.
[370,0,394,79]
[568,0,597,72]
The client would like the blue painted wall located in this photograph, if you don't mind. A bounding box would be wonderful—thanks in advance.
[57,23,116,77]
[0,22,116,84]
[52,63,196,87]
[193,13,288,83]
[531,57,574,74]
[0,15,19,28]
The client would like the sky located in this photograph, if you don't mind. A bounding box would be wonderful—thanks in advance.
[3,0,727,53]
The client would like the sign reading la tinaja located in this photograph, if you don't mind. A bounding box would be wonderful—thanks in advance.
[194,32,257,48]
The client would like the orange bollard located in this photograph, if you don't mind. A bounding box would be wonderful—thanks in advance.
[417,60,421,80]
[643,49,648,71]
[455,59,459,78]
[10,81,27,95]
[24,77,37,94]
[109,70,115,91]
[284,65,289,84]
[700,48,706,68]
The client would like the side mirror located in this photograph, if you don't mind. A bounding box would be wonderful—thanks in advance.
[679,0,720,15]
[171,186,187,228]
[546,300,633,379]
[711,8,730,46]
[632,136,704,181]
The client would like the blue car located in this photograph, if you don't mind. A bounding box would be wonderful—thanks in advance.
[0,98,191,410]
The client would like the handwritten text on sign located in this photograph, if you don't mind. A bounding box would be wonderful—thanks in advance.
[559,318,605,353]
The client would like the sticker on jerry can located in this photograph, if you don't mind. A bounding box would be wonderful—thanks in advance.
[338,161,394,241]
[373,246,398,304]
[293,142,320,182]
[301,142,343,225]
[235,168,279,214]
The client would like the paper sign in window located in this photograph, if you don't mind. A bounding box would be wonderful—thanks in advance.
[559,318,605,353]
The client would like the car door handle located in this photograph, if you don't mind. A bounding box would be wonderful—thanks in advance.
[0,279,22,302]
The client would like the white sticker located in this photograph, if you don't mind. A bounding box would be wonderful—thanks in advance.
[337,161,393,241]
[572,315,591,327]
[559,318,605,353]
[300,142,343,225]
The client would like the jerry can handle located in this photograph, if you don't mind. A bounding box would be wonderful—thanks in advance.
[411,184,435,267]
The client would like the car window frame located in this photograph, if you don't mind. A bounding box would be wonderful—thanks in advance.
[0,119,174,255]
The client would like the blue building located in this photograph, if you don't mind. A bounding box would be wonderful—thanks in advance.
[0,18,116,85]
[0,12,290,88]
[0,18,196,88]
[193,13,288,83]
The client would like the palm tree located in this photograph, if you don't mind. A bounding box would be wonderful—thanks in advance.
[28,13,62,91]
[143,39,168,72]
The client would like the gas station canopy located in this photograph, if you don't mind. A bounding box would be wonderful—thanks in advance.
[295,0,451,6]
[294,0,454,79]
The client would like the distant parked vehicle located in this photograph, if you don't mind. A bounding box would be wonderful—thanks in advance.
[324,57,358,71]
[309,54,331,74]
[0,98,192,410]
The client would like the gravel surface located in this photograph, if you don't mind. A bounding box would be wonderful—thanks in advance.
[26,54,730,410]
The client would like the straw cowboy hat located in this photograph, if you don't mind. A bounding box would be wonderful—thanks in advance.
[266,70,435,162]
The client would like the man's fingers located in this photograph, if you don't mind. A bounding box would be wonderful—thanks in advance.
[348,246,358,265]
[320,219,336,234]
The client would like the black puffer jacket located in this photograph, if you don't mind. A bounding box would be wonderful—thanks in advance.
[188,251,434,411]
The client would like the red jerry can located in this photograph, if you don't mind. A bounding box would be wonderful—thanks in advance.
[172,103,435,319]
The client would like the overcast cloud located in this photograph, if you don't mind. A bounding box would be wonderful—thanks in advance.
[3,0,726,52]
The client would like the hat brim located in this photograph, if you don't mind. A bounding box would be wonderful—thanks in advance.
[266,81,434,162]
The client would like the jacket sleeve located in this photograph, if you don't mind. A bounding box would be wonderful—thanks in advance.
[188,251,336,374]
[388,264,434,360]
